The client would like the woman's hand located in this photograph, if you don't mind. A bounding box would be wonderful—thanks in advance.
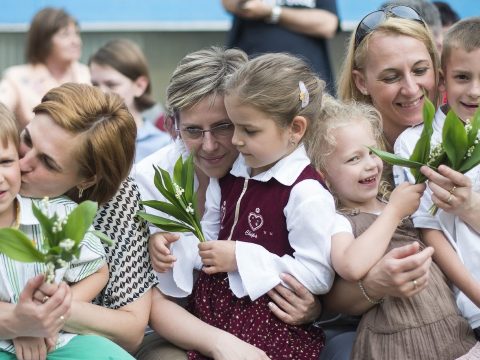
[362,242,434,299]
[267,273,321,325]
[13,275,71,339]
[420,165,480,227]
[199,240,237,274]
[324,242,434,315]
[148,232,180,273]
[210,331,270,360]
[13,336,47,360]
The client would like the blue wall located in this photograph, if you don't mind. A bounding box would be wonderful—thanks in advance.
[0,0,478,29]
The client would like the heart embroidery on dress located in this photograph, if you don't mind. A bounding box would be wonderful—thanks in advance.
[248,208,264,232]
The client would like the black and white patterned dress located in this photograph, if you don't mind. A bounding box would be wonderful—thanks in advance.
[92,177,157,309]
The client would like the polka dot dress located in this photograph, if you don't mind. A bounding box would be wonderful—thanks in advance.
[187,272,324,360]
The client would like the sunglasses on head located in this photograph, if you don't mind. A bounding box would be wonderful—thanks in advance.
[354,5,425,50]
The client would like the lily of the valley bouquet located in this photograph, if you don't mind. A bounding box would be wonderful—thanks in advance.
[137,154,205,242]
[0,199,112,283]
[370,97,480,214]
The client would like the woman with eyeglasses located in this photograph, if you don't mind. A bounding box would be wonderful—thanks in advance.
[133,45,438,360]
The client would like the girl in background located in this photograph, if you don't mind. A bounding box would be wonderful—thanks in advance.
[89,39,170,162]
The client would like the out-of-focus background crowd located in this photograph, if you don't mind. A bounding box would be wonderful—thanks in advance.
[0,0,476,106]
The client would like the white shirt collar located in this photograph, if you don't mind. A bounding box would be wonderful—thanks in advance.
[230,144,311,186]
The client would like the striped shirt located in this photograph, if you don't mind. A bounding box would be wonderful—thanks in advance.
[0,195,106,354]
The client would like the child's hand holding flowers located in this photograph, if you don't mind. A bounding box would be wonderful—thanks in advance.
[137,154,205,242]
[199,240,237,274]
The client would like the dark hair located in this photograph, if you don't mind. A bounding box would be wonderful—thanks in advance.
[89,39,155,112]
[433,1,460,27]
[26,7,78,64]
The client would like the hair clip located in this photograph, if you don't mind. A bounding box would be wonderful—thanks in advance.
[299,81,309,108]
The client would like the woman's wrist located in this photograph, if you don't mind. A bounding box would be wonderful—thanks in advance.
[1,311,18,339]
[457,192,480,225]
[361,273,386,302]
[358,280,384,305]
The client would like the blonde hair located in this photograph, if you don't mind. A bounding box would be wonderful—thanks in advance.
[225,53,325,142]
[442,17,480,72]
[0,103,19,151]
[308,96,391,207]
[33,83,136,204]
[166,47,248,126]
[338,17,440,103]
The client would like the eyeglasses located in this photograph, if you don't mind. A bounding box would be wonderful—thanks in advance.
[354,6,425,50]
[177,123,234,140]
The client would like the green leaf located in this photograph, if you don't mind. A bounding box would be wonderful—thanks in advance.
[369,147,426,169]
[458,143,480,173]
[90,230,114,246]
[136,211,194,233]
[468,107,480,146]
[443,110,468,169]
[415,151,448,183]
[184,154,195,201]
[159,167,176,196]
[153,166,177,205]
[409,97,435,178]
[0,228,46,263]
[31,201,56,247]
[48,246,62,256]
[173,155,183,187]
[153,166,182,208]
[64,201,98,244]
[141,200,191,223]
[192,192,200,222]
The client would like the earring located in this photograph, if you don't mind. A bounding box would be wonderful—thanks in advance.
[78,187,84,198]
[289,137,296,147]
[361,89,369,96]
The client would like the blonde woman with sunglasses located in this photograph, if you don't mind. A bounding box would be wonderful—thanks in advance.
[338,5,440,148]
[319,5,445,360]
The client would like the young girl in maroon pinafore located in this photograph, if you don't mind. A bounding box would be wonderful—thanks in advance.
[187,53,336,360]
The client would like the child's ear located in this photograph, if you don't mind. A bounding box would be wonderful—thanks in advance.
[290,115,307,145]
[133,75,149,98]
[438,68,446,93]
[352,69,369,96]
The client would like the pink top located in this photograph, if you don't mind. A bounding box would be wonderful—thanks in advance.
[0,62,90,129]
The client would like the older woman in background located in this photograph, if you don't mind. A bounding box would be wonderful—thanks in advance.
[0,7,90,129]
